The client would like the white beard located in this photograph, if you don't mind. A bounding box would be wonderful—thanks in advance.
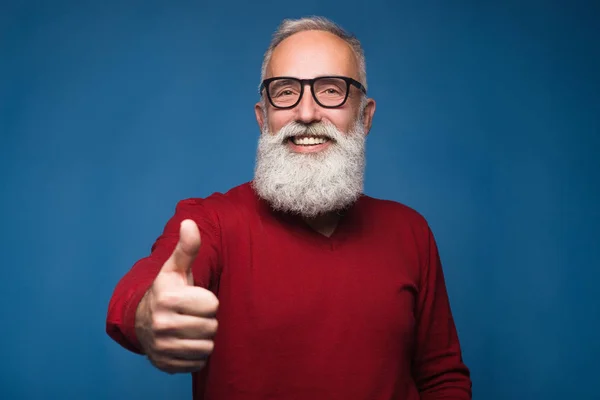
[253,119,366,218]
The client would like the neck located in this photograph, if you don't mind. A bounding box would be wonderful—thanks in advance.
[302,212,342,237]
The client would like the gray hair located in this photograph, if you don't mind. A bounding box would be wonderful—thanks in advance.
[260,16,368,91]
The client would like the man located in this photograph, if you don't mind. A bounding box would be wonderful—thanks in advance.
[106,16,472,400]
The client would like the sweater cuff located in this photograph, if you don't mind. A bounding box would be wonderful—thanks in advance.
[117,283,153,354]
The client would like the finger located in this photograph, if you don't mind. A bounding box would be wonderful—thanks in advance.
[161,219,201,277]
[152,313,218,339]
[153,286,219,317]
[155,338,215,361]
[150,356,207,374]
[171,286,219,317]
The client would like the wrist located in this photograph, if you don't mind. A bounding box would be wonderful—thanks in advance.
[134,289,152,354]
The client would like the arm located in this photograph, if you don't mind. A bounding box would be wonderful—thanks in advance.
[105,198,221,354]
[413,226,472,399]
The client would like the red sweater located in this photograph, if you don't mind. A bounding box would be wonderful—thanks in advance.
[106,182,471,399]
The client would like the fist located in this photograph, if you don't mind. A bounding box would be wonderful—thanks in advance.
[135,219,219,374]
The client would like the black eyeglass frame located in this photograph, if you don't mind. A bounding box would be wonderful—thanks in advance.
[259,76,367,109]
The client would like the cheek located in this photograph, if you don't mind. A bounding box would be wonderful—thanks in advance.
[323,110,357,133]
[267,111,294,133]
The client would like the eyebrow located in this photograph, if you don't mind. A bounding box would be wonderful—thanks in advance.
[269,78,298,87]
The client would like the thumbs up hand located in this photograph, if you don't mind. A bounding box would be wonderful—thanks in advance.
[135,219,219,374]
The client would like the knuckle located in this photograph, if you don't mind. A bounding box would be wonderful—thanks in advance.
[155,292,181,309]
[151,337,169,353]
[151,315,174,333]
[145,337,159,352]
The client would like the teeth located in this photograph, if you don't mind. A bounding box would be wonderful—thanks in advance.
[292,136,328,146]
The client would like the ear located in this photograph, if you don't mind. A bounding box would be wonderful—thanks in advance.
[361,98,376,135]
[255,101,266,133]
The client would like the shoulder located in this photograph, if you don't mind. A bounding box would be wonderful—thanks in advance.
[174,182,255,212]
[358,194,431,232]
[170,182,256,232]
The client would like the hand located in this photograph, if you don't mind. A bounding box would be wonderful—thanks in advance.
[135,219,219,374]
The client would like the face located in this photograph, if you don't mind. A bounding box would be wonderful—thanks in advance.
[255,30,376,146]
[252,30,376,217]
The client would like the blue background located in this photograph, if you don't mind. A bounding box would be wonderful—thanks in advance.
[1,1,598,399]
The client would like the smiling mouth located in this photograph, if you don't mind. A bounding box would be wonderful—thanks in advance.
[287,135,332,146]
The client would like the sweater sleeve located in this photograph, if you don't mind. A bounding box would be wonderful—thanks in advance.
[413,226,472,399]
[105,198,222,354]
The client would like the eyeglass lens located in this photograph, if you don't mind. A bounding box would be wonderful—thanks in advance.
[268,77,348,108]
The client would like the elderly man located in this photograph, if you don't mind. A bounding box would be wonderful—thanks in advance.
[106,16,472,400]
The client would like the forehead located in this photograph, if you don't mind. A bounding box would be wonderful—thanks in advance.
[266,30,360,81]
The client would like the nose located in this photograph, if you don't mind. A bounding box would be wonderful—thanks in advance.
[295,84,322,124]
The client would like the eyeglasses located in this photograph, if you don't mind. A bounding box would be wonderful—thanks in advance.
[259,76,367,109]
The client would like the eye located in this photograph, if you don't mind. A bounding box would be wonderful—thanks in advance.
[271,86,299,98]
[318,86,344,97]
[276,89,294,97]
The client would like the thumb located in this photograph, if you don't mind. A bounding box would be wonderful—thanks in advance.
[161,219,201,278]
